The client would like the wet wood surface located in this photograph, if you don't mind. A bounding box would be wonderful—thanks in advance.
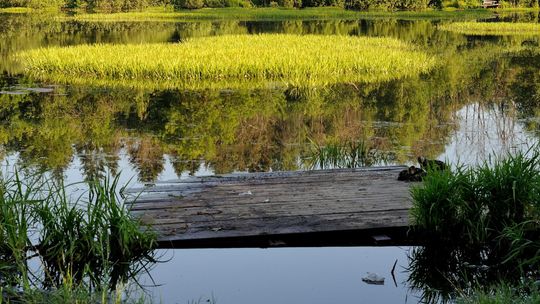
[128,166,416,247]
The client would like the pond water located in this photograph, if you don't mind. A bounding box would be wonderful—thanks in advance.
[1,11,540,303]
[143,247,417,304]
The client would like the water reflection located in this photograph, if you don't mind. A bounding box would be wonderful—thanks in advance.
[441,102,535,165]
[2,44,540,181]
[143,247,419,304]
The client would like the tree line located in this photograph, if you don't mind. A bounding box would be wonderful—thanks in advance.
[0,0,167,10]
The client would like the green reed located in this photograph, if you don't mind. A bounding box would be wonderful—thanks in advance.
[411,149,540,245]
[0,171,40,288]
[304,139,394,169]
[408,148,540,302]
[439,22,540,36]
[17,34,436,88]
[457,283,540,304]
[0,171,157,301]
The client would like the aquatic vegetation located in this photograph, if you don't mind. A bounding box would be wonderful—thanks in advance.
[36,176,157,288]
[17,34,436,88]
[0,171,157,297]
[408,148,540,302]
[303,139,395,169]
[439,21,540,35]
[411,149,540,243]
[457,282,540,304]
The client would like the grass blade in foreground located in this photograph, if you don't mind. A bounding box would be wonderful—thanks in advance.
[0,171,157,302]
[17,34,436,89]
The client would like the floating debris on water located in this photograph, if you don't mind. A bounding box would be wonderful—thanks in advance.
[0,90,27,95]
[362,272,385,285]
[1,87,55,95]
[25,87,54,93]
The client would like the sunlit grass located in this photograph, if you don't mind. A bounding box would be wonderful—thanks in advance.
[65,7,493,22]
[17,34,436,88]
[0,7,34,13]
[439,22,540,35]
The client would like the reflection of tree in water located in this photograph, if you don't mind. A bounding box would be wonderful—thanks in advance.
[0,77,459,181]
[2,16,540,181]
[127,136,165,182]
[508,49,540,134]
[407,244,522,303]
[0,62,504,181]
[76,141,122,181]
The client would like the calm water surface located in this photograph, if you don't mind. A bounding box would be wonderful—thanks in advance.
[1,11,540,303]
[144,247,417,304]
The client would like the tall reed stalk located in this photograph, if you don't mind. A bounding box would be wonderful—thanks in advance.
[0,171,157,301]
[408,147,540,302]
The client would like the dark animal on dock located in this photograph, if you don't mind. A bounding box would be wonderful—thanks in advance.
[398,166,426,182]
[417,157,447,171]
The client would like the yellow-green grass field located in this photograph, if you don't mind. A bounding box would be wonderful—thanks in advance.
[439,22,540,36]
[64,7,493,22]
[17,34,436,89]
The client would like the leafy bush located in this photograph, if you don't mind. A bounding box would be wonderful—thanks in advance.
[222,0,252,7]
[345,0,428,10]
[441,0,479,8]
[0,0,63,8]
[173,0,204,8]
[302,0,326,6]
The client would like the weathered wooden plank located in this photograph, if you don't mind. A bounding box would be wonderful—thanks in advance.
[131,176,410,207]
[130,186,410,209]
[127,166,406,194]
[129,166,416,246]
[131,193,411,218]
[153,209,411,242]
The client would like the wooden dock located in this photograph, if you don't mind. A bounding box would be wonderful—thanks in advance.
[128,166,417,248]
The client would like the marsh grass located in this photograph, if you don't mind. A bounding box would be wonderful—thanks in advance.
[64,7,494,22]
[411,150,540,245]
[17,34,436,89]
[0,171,157,301]
[36,175,157,289]
[457,282,540,304]
[409,148,540,302]
[439,22,540,36]
[304,139,394,169]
